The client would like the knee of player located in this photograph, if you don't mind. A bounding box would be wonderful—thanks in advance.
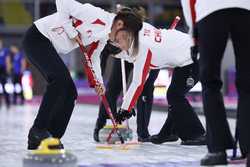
[60,76,78,99]
[53,74,70,85]
[141,85,154,96]
[166,89,184,104]
[53,75,76,93]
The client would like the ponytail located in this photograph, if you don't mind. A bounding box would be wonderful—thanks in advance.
[132,6,147,22]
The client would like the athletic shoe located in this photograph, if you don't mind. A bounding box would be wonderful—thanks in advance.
[28,126,52,150]
[150,134,179,144]
[200,151,227,166]
[93,128,100,142]
[138,136,151,142]
[181,134,206,146]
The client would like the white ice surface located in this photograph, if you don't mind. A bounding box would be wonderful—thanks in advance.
[0,104,244,167]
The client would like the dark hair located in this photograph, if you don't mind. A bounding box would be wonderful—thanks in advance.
[116,5,147,21]
[114,6,145,56]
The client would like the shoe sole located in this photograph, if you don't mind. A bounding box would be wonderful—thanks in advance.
[181,141,206,146]
[151,137,179,144]
[200,161,227,166]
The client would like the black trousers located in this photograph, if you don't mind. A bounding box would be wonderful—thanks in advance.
[96,57,159,138]
[12,73,24,104]
[158,62,205,140]
[136,68,159,138]
[23,25,78,138]
[197,8,250,153]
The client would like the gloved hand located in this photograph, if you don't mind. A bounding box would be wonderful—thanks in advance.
[116,108,136,124]
[94,82,105,96]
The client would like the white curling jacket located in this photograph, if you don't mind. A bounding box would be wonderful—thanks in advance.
[34,0,115,84]
[112,22,193,111]
[181,0,250,30]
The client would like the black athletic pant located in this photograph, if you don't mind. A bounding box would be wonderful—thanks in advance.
[158,62,205,140]
[136,69,159,138]
[197,8,250,153]
[12,73,24,105]
[23,25,78,138]
[0,67,10,107]
[96,57,159,138]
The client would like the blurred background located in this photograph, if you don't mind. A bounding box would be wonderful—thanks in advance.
[0,0,237,115]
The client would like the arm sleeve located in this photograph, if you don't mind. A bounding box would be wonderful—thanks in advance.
[56,0,109,39]
[89,43,104,85]
[121,49,152,111]
[56,0,83,39]
[81,42,104,88]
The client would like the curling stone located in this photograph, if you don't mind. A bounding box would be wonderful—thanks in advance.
[99,124,133,143]
[23,138,77,167]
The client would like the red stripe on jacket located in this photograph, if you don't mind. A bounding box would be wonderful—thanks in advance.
[128,49,152,112]
[190,0,196,25]
[84,41,99,88]
[86,41,99,59]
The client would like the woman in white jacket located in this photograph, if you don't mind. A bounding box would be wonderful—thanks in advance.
[181,0,250,166]
[100,21,206,145]
[23,0,143,150]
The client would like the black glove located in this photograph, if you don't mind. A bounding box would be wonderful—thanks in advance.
[116,108,136,124]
